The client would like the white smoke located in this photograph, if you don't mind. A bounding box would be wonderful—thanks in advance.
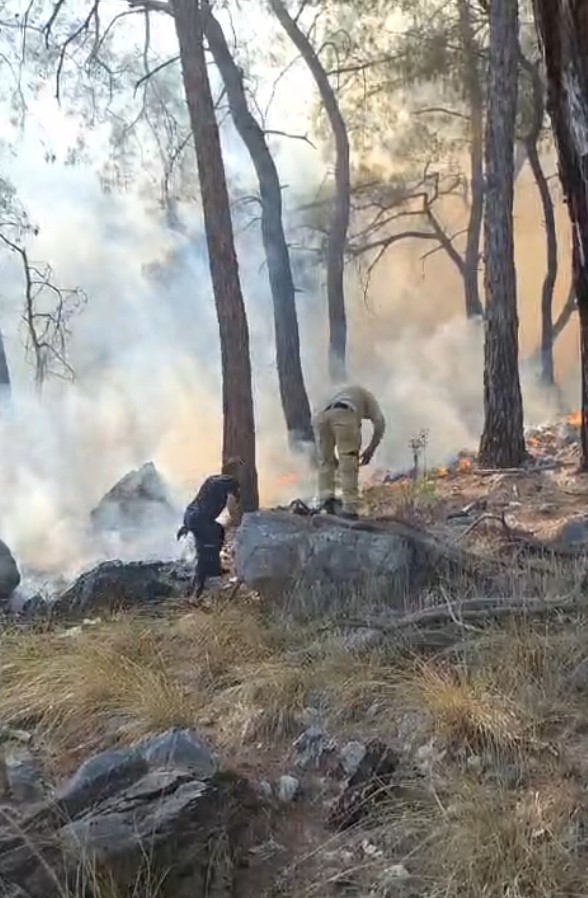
[0,0,580,584]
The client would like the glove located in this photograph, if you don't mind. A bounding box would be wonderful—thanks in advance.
[360,448,374,467]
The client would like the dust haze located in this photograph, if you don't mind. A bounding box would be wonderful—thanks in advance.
[0,14,579,581]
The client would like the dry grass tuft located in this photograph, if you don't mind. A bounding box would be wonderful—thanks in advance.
[428,776,588,898]
[408,660,528,755]
[0,602,399,765]
[3,583,588,897]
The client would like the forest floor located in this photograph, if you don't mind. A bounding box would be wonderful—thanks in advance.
[2,414,588,897]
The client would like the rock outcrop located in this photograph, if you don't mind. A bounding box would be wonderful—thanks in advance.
[234,511,419,615]
[0,728,258,898]
[235,511,506,616]
[0,539,20,601]
[90,461,176,533]
[53,559,193,616]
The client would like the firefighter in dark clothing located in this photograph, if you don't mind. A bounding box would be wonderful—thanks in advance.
[177,458,243,598]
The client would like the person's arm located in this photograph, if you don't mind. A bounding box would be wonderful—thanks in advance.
[360,391,386,465]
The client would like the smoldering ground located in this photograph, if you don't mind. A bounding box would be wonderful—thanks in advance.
[0,8,580,582]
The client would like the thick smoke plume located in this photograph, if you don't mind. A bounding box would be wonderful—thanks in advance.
[0,10,580,582]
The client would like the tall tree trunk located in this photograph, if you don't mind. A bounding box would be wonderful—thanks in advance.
[173,0,258,510]
[458,0,485,319]
[519,51,558,387]
[479,0,526,468]
[203,5,314,447]
[269,0,350,383]
[532,0,588,468]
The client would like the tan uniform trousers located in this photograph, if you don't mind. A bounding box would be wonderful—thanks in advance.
[313,405,362,513]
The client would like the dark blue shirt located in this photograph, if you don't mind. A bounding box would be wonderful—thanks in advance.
[184,474,240,526]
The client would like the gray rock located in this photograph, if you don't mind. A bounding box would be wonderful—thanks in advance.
[277,775,300,803]
[55,746,149,818]
[339,741,367,778]
[0,738,258,898]
[135,728,218,777]
[234,511,416,615]
[555,516,588,548]
[0,539,20,601]
[293,724,337,770]
[54,559,193,616]
[4,746,46,803]
[90,461,176,533]
[56,729,217,819]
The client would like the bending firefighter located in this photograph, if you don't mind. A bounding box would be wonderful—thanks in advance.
[313,384,386,519]
[177,458,243,598]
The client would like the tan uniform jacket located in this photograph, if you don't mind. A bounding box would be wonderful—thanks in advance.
[318,384,386,451]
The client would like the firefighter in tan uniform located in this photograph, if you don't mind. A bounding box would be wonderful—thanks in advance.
[313,384,386,519]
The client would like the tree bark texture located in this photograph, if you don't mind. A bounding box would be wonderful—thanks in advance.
[173,0,259,510]
[204,6,314,447]
[269,0,350,383]
[520,52,558,386]
[532,0,588,468]
[479,0,526,468]
[458,0,486,319]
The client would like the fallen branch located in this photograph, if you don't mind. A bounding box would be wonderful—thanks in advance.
[456,508,588,559]
[326,594,588,635]
[475,463,559,475]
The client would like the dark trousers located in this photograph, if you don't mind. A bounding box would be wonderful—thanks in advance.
[188,517,225,597]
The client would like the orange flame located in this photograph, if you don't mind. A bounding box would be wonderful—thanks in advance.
[457,457,473,473]
[527,436,540,448]
[436,466,449,478]
[567,410,582,428]
[276,472,298,488]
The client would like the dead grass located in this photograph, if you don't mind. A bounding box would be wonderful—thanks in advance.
[0,603,402,766]
[409,660,528,755]
[426,776,588,898]
[2,580,588,897]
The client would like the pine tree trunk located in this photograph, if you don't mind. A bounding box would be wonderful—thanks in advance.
[269,0,349,383]
[458,0,485,320]
[532,0,588,469]
[479,0,526,468]
[204,6,314,448]
[173,0,258,510]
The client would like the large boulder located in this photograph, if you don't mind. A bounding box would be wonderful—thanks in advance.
[234,511,420,616]
[52,559,193,617]
[0,730,258,898]
[90,461,176,533]
[0,539,20,600]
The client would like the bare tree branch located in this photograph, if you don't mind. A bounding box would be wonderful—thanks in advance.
[0,231,85,387]
[133,53,180,94]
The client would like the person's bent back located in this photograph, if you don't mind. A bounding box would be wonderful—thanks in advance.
[177,457,243,597]
[312,384,386,518]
